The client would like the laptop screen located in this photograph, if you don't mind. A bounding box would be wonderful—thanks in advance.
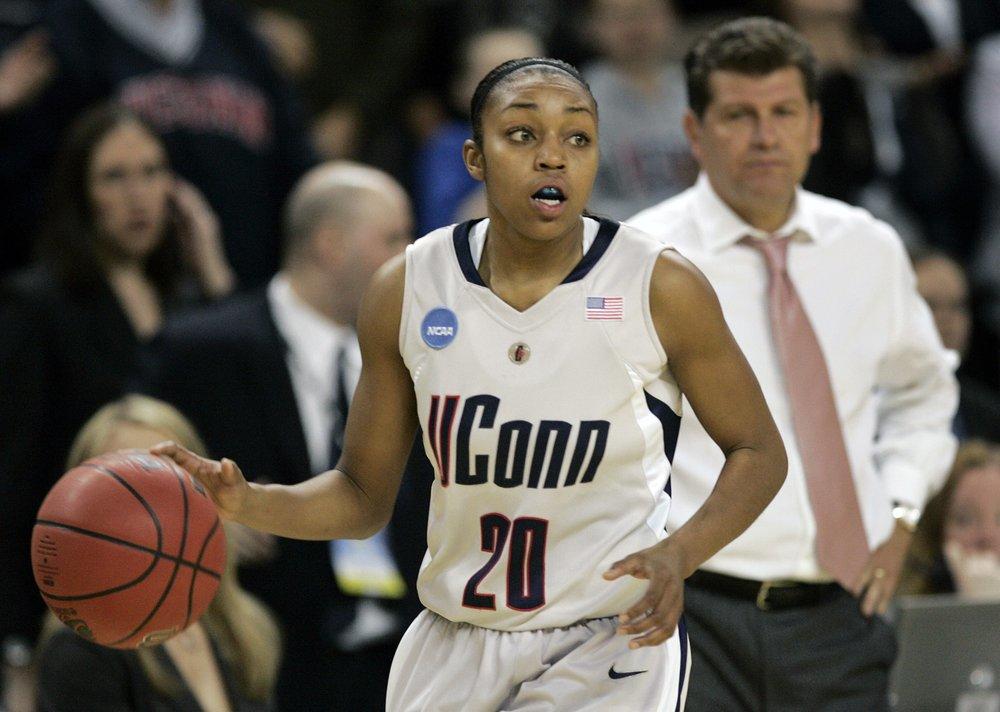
[890,595,1000,711]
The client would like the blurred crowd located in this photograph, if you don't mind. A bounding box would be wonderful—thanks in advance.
[3,0,999,379]
[1,0,998,710]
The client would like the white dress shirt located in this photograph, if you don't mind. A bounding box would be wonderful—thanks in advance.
[268,275,404,648]
[629,174,959,582]
[268,275,358,475]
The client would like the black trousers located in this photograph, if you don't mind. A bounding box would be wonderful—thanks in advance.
[683,580,897,711]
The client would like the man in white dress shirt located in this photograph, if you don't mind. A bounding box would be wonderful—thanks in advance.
[629,17,958,711]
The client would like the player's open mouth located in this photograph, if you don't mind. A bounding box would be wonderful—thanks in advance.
[532,186,566,207]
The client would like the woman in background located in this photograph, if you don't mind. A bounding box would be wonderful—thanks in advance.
[898,440,1000,598]
[0,103,234,691]
[36,394,280,712]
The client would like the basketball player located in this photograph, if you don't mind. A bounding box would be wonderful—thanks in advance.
[155,58,787,711]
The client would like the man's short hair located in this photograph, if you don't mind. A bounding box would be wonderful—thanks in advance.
[684,16,818,118]
[282,161,400,262]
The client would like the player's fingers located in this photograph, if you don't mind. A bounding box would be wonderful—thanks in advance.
[219,458,245,486]
[620,582,680,634]
[150,440,178,458]
[619,588,659,628]
[603,555,648,582]
[152,441,219,482]
[628,623,676,649]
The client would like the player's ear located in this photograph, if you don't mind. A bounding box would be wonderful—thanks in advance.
[463,139,486,182]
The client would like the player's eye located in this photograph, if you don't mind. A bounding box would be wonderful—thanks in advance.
[568,133,591,147]
[508,127,535,143]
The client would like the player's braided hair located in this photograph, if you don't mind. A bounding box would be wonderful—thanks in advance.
[470,57,596,147]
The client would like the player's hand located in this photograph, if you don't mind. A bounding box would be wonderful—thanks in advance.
[603,539,685,649]
[152,441,248,521]
[857,521,911,617]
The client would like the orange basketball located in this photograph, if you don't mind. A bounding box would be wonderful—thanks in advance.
[31,450,226,649]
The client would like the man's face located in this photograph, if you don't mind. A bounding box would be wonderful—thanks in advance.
[915,256,971,356]
[344,188,412,315]
[590,0,675,66]
[685,66,820,219]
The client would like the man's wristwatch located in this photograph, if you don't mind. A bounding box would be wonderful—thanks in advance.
[892,502,921,533]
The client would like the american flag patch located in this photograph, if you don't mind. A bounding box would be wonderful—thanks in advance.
[585,296,624,320]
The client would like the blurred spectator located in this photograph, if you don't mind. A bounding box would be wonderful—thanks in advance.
[412,26,543,236]
[34,394,281,712]
[791,2,877,199]
[862,0,999,57]
[860,0,989,260]
[967,32,1000,348]
[251,7,315,83]
[311,100,362,162]
[240,0,434,190]
[3,0,318,288]
[784,0,927,246]
[142,161,431,711]
[583,0,697,219]
[912,247,1000,442]
[0,104,233,676]
[0,23,57,274]
[0,27,54,114]
[899,440,1000,599]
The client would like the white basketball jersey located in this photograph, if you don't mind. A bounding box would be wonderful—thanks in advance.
[400,217,682,631]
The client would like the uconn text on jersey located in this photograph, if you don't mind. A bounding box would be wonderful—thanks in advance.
[427,394,610,488]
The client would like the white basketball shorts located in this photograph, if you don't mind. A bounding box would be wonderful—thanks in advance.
[386,610,690,711]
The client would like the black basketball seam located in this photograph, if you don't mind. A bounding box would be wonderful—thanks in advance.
[185,514,222,629]
[109,467,191,646]
[34,520,222,580]
[86,464,165,552]
[37,460,221,645]
[34,463,168,602]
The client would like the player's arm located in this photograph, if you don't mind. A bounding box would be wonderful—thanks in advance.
[606,249,786,647]
[154,253,418,540]
[651,249,786,572]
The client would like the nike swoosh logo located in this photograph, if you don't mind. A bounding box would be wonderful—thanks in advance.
[608,665,647,679]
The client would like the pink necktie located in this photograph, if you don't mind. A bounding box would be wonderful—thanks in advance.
[745,235,869,592]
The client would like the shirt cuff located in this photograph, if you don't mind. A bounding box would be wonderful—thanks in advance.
[881,460,934,510]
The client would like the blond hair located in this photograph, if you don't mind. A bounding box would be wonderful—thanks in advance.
[898,440,1000,595]
[50,394,281,701]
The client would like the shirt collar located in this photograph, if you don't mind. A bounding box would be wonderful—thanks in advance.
[267,274,353,388]
[691,172,823,252]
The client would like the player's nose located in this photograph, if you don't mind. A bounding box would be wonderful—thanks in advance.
[535,133,566,171]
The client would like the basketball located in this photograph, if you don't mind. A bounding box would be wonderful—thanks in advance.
[31,449,226,649]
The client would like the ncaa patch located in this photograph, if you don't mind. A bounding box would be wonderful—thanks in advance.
[421,307,458,349]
